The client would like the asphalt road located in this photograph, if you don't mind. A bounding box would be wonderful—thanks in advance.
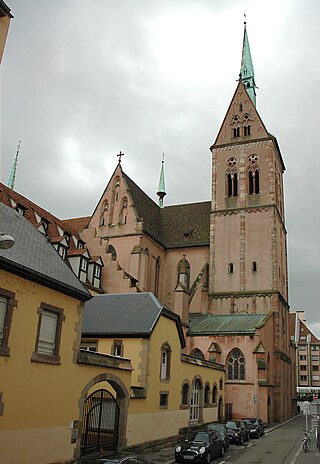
[218,414,320,464]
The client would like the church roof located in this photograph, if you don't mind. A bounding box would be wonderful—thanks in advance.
[0,202,91,300]
[188,313,271,335]
[123,170,210,248]
[82,292,185,347]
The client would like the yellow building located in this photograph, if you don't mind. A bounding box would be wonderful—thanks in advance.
[82,292,225,448]
[0,203,133,464]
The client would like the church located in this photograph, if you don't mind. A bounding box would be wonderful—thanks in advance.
[64,23,296,423]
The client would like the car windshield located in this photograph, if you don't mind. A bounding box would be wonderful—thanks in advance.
[243,418,258,424]
[185,432,209,443]
[226,421,240,429]
[211,425,224,433]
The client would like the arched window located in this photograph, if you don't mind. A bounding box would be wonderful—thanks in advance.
[204,384,211,405]
[177,256,190,290]
[114,177,121,202]
[190,348,205,359]
[226,171,238,197]
[100,200,109,226]
[160,342,171,380]
[107,244,117,261]
[119,197,128,224]
[212,384,218,403]
[248,169,260,195]
[244,125,251,136]
[227,348,246,381]
[219,378,223,390]
[182,382,189,406]
[232,116,240,138]
[190,379,202,422]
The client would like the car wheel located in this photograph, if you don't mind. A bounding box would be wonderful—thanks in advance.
[206,452,211,464]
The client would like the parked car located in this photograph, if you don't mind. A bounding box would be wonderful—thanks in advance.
[96,452,151,464]
[241,417,265,438]
[225,420,249,444]
[206,423,229,451]
[175,429,224,463]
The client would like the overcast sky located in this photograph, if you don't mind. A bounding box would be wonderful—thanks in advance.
[1,0,320,335]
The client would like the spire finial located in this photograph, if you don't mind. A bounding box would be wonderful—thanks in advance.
[157,153,166,208]
[117,151,124,164]
[7,141,21,190]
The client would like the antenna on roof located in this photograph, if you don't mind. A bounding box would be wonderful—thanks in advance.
[7,140,21,190]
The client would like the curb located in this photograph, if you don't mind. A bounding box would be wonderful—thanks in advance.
[266,414,301,433]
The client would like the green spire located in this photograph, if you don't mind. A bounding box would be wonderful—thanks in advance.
[7,141,21,190]
[156,154,166,208]
[240,21,256,106]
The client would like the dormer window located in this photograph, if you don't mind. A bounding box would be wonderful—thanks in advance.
[94,265,101,279]
[80,257,88,272]
[58,244,67,260]
[77,240,84,250]
[64,233,71,245]
[16,204,25,216]
[42,219,49,233]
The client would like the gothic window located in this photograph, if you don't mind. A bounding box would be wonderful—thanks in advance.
[160,343,171,380]
[190,348,205,359]
[226,171,238,197]
[232,116,240,138]
[244,125,251,136]
[119,197,128,224]
[212,384,218,403]
[219,378,223,390]
[190,379,202,422]
[227,348,246,381]
[114,177,121,201]
[107,244,117,261]
[248,169,260,194]
[100,200,109,226]
[204,384,211,405]
[177,257,190,290]
[182,382,189,406]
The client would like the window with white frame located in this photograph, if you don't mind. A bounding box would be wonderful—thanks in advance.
[32,304,65,364]
[0,289,16,356]
[160,343,171,380]
[80,257,88,272]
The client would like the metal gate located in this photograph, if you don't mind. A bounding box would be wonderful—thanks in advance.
[80,389,119,455]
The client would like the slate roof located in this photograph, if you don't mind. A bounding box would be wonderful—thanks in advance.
[82,292,185,346]
[188,313,271,335]
[123,171,210,248]
[0,182,82,247]
[0,202,91,301]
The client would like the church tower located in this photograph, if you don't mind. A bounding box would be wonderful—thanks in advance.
[209,22,288,325]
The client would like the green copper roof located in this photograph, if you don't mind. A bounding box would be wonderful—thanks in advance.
[240,23,256,106]
[188,313,270,335]
[157,156,166,208]
[7,141,21,190]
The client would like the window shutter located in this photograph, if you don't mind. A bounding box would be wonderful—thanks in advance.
[0,296,7,340]
[38,310,58,355]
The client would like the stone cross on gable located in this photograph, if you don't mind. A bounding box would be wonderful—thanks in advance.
[117,151,124,163]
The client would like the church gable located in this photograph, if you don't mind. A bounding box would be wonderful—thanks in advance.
[213,81,269,147]
[88,164,141,234]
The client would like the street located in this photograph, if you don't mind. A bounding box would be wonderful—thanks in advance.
[216,415,320,464]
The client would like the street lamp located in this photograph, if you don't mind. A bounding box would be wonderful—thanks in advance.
[0,233,15,250]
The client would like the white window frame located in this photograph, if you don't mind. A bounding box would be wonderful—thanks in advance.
[37,310,58,355]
